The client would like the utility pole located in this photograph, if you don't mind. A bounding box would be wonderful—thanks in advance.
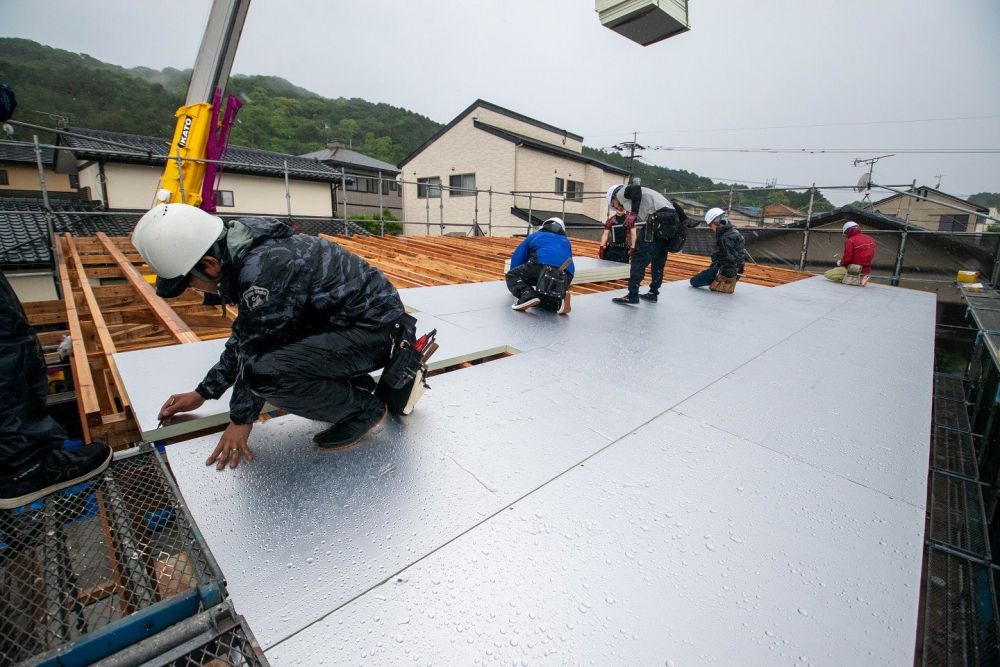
[612,131,645,183]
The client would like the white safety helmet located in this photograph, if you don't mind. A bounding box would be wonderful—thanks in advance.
[540,217,565,234]
[132,203,225,279]
[842,221,859,234]
[705,207,727,226]
[606,184,624,211]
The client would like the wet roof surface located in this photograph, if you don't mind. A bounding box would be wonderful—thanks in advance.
[167,276,934,663]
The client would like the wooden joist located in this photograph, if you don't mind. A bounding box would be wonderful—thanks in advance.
[95,233,200,344]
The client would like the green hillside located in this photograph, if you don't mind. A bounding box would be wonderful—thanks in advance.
[0,38,440,164]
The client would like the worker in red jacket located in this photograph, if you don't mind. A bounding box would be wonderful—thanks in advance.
[826,221,877,284]
[838,221,876,274]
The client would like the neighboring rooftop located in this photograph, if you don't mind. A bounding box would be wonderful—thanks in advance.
[472,121,629,175]
[58,127,345,182]
[399,99,588,168]
[0,142,55,165]
[299,142,399,174]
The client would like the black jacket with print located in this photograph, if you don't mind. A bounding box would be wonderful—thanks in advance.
[195,217,404,423]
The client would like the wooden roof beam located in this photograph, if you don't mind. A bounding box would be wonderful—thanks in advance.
[95,232,200,344]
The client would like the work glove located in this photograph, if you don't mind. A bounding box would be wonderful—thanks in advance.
[835,259,842,267]
[628,247,636,258]
[598,245,605,259]
[623,213,638,228]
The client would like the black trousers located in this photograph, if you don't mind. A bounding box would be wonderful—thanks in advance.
[505,263,574,310]
[0,270,66,478]
[245,326,395,428]
[628,237,669,297]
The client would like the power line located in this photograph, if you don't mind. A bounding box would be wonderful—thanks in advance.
[638,146,1000,155]
[582,114,1000,138]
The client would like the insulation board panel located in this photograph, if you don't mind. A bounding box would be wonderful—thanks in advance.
[166,276,934,663]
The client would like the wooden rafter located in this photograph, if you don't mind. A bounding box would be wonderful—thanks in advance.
[95,232,200,344]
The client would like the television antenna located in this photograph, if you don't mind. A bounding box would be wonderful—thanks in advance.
[852,154,893,204]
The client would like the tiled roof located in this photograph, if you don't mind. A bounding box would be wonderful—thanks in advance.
[762,203,805,218]
[0,143,55,165]
[0,197,372,267]
[299,144,399,174]
[474,121,629,175]
[0,198,138,267]
[510,207,602,229]
[59,127,344,183]
[870,185,989,213]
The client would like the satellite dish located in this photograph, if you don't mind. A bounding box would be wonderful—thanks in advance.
[855,173,871,193]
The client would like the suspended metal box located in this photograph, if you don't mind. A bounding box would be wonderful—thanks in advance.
[596,0,690,46]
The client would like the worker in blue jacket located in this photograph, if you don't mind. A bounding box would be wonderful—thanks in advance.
[505,217,575,314]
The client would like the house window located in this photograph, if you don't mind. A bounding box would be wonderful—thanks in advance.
[417,177,441,198]
[0,169,8,186]
[449,173,475,197]
[389,181,398,192]
[566,180,584,201]
[69,174,80,189]
[940,214,969,232]
[554,177,564,195]
[215,190,235,207]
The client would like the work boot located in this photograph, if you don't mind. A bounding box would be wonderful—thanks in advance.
[639,292,658,303]
[557,292,572,315]
[348,374,377,393]
[612,294,639,305]
[314,404,388,452]
[0,442,112,510]
[512,293,541,311]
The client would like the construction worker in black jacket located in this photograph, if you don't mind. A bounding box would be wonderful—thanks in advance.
[132,204,411,468]
[690,208,746,289]
[606,184,687,305]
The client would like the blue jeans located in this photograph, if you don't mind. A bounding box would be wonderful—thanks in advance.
[690,267,718,288]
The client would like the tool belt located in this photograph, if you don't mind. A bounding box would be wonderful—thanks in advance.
[645,208,686,251]
[709,273,739,294]
[534,258,573,300]
[376,314,431,415]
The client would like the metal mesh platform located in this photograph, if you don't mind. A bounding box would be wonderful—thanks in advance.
[936,395,973,433]
[0,446,224,665]
[936,374,968,401]
[928,472,991,559]
[933,426,980,479]
[922,546,1000,667]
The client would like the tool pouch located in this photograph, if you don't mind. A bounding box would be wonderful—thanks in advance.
[376,315,428,416]
[534,259,572,300]
[709,274,738,294]
[602,244,630,264]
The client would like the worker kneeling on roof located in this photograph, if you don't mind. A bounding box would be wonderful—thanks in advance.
[505,217,575,315]
[825,221,876,286]
[132,204,414,469]
[690,208,746,292]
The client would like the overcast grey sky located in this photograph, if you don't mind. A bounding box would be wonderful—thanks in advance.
[5,0,999,205]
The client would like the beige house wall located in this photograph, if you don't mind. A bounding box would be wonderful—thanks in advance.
[402,107,626,237]
[872,193,986,232]
[474,107,583,153]
[77,162,105,204]
[0,163,76,192]
[8,272,57,303]
[87,163,332,216]
[403,114,517,236]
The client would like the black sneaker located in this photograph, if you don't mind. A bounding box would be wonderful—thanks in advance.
[612,294,639,305]
[0,442,112,510]
[639,292,658,303]
[349,374,377,393]
[314,405,388,451]
[511,294,541,311]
